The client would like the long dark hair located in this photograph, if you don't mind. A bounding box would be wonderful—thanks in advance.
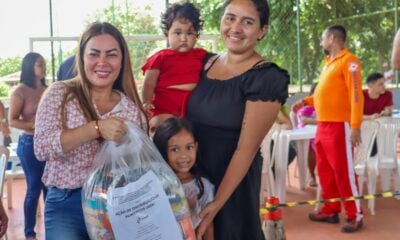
[153,117,204,199]
[20,52,46,88]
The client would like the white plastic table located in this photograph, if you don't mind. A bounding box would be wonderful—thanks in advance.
[274,125,317,203]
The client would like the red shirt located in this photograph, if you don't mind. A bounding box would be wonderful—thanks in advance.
[141,48,207,88]
[363,90,393,115]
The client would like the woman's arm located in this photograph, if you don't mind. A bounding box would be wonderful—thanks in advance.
[277,109,292,129]
[0,201,7,238]
[392,29,400,70]
[8,93,35,131]
[203,222,214,240]
[196,100,281,238]
[35,84,129,159]
[299,115,317,125]
[60,118,127,152]
[0,101,10,137]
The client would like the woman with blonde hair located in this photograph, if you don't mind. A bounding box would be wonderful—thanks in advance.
[34,22,146,239]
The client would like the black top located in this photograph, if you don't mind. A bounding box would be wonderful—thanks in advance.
[187,54,289,239]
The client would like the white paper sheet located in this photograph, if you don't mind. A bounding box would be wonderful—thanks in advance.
[107,170,183,240]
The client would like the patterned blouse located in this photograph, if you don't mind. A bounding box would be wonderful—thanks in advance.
[34,82,147,189]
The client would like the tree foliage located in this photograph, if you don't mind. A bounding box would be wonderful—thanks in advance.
[196,0,399,88]
[86,3,159,80]
[0,57,21,77]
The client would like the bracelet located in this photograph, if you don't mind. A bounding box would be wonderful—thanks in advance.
[143,102,152,109]
[94,120,103,139]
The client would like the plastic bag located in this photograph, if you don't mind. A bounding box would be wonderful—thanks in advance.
[82,122,195,240]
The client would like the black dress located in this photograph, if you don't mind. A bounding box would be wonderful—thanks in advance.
[187,55,289,240]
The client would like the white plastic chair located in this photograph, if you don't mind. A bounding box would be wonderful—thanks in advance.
[365,117,400,214]
[314,120,379,212]
[353,120,380,194]
[353,120,380,215]
[260,124,280,203]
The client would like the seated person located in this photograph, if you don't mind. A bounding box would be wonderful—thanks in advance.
[272,104,297,173]
[296,83,318,187]
[363,72,393,156]
[363,72,393,119]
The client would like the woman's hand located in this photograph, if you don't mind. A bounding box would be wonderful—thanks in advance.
[291,100,305,113]
[97,118,128,143]
[196,201,220,240]
[142,102,155,117]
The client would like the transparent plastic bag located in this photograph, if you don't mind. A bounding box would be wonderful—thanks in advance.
[82,122,195,240]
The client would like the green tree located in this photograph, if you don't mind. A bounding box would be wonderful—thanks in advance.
[0,84,10,97]
[86,3,159,81]
[0,57,21,77]
[195,0,398,89]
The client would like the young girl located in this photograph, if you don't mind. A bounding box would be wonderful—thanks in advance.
[141,2,207,133]
[153,117,214,240]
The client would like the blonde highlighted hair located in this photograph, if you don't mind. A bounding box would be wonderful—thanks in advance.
[60,22,146,128]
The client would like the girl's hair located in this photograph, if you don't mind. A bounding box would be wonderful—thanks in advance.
[222,0,270,27]
[153,117,204,199]
[20,52,47,88]
[161,2,203,37]
[60,22,146,128]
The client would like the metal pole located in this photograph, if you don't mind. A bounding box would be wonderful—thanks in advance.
[49,0,55,82]
[112,0,116,25]
[296,0,302,92]
[395,0,399,87]
[125,0,130,35]
[165,0,169,48]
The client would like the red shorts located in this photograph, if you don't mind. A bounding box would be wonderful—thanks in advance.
[151,88,192,118]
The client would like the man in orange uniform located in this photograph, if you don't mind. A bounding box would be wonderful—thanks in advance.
[293,25,364,233]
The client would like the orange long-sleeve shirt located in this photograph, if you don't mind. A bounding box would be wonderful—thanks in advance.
[303,48,364,129]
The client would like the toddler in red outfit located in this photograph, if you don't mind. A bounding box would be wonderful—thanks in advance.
[141,2,207,134]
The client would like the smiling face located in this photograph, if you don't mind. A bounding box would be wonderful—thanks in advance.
[167,18,198,53]
[83,33,122,90]
[167,129,197,179]
[220,0,267,55]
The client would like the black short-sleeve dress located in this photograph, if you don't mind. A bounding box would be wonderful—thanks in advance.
[187,55,289,240]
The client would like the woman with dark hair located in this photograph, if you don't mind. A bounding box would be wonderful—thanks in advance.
[34,22,147,239]
[153,117,214,239]
[9,52,48,240]
[187,0,289,239]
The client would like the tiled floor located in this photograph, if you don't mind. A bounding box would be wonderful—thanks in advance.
[281,168,400,240]
[4,169,400,240]
[3,178,44,240]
